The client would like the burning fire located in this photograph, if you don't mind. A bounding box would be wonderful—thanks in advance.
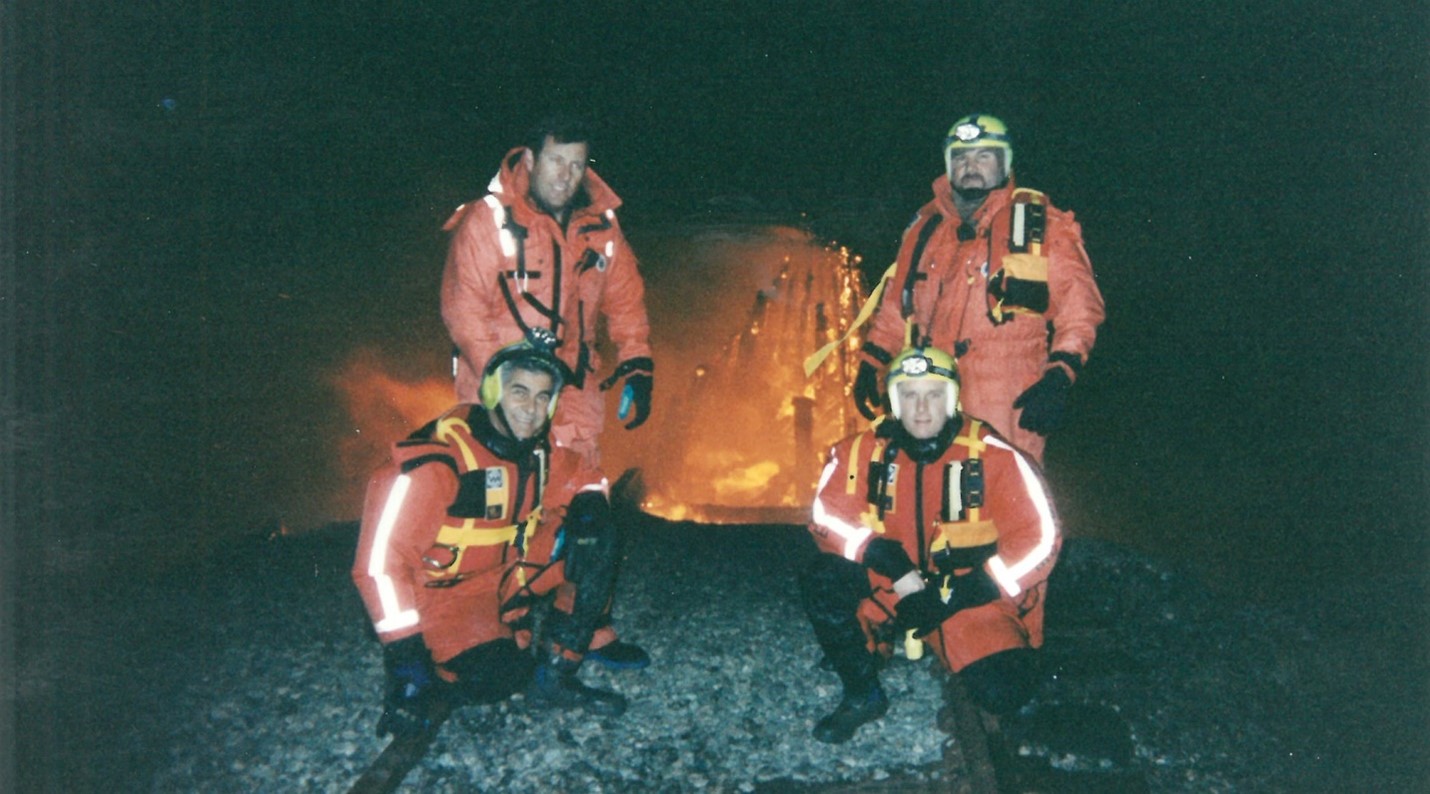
[312,224,866,530]
[328,347,454,517]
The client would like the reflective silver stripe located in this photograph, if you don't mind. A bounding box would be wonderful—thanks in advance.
[368,474,420,634]
[985,437,1056,598]
[483,194,517,259]
[811,458,873,561]
[1012,202,1027,248]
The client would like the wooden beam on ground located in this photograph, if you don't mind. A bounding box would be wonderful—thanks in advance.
[941,673,1001,794]
[347,698,454,794]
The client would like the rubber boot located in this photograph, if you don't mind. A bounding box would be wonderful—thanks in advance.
[526,656,627,717]
[813,678,889,744]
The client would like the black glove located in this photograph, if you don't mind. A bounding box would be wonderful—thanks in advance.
[1014,366,1072,435]
[600,357,654,430]
[892,587,949,638]
[377,635,438,739]
[863,538,916,581]
[947,565,1002,614]
[853,343,892,420]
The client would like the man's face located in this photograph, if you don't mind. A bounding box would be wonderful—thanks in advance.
[895,379,952,440]
[526,136,589,214]
[497,368,556,440]
[946,147,1004,191]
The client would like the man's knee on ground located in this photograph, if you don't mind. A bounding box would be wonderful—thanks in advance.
[959,647,1039,715]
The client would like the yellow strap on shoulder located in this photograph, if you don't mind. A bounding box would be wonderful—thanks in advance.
[434,416,480,471]
[953,419,986,457]
[1011,187,1046,206]
[803,262,897,378]
[845,434,864,495]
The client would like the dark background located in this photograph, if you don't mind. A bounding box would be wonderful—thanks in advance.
[6,2,1427,603]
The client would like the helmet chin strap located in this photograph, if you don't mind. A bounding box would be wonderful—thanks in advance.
[953,185,991,203]
[893,415,960,463]
[478,405,546,461]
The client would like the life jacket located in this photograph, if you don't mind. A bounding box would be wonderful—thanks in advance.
[985,188,1050,325]
[895,187,1051,342]
[856,418,998,578]
[394,408,549,588]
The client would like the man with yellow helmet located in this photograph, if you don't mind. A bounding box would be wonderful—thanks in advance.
[352,335,636,739]
[853,114,1105,463]
[803,345,1062,743]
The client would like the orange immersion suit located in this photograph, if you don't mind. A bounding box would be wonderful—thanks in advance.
[440,149,652,463]
[807,417,1061,673]
[865,178,1104,462]
[351,405,610,672]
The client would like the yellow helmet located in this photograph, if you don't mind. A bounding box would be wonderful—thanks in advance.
[885,346,961,419]
[943,114,1013,176]
[479,331,565,419]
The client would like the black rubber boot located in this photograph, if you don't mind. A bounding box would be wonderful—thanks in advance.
[526,657,627,717]
[800,554,892,743]
[813,680,889,744]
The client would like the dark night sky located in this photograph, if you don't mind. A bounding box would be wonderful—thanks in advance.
[6,1,1428,602]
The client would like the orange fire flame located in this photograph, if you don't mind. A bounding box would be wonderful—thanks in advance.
[315,224,865,530]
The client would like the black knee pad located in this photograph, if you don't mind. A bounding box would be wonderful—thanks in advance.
[959,648,1039,716]
[443,639,534,704]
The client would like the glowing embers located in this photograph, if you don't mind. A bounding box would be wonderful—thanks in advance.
[630,225,868,524]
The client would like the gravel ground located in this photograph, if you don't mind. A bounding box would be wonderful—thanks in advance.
[12,512,1426,792]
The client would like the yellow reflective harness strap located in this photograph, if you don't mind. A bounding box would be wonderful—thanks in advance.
[435,522,519,548]
[803,261,897,378]
[514,507,542,587]
[845,434,864,495]
[427,520,517,580]
[434,416,480,471]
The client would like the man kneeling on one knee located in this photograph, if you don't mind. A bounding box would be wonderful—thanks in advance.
[352,334,643,738]
[801,344,1060,743]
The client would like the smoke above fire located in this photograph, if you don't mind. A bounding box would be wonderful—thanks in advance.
[326,347,456,521]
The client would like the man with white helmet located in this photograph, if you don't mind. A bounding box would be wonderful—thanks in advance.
[853,114,1105,463]
[803,345,1061,743]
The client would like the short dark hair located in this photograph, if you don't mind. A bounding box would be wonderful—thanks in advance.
[500,351,565,392]
[525,114,593,159]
